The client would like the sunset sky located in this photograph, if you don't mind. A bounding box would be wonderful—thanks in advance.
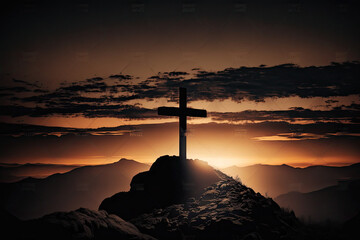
[0,0,359,167]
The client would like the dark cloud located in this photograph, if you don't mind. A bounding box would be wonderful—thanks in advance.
[137,62,360,102]
[12,78,40,88]
[325,99,339,104]
[82,62,359,104]
[109,74,132,81]
[1,62,359,119]
[0,122,147,137]
[59,81,108,93]
[210,108,360,123]
[342,103,360,110]
[86,77,103,82]
[0,86,32,93]
[164,71,189,77]
[0,104,160,119]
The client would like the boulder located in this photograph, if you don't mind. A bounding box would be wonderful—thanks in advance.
[5,208,156,240]
[99,155,223,220]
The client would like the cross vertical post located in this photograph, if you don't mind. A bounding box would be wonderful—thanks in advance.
[179,87,187,162]
[158,87,207,162]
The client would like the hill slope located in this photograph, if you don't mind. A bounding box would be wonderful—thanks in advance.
[222,163,360,198]
[0,163,81,183]
[275,179,360,223]
[100,156,307,239]
[0,159,149,219]
[131,178,304,240]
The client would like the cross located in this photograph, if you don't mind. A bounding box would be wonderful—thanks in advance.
[158,87,207,162]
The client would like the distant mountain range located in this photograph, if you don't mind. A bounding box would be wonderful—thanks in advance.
[2,159,360,224]
[0,159,149,219]
[0,163,81,183]
[222,163,360,198]
[275,179,360,223]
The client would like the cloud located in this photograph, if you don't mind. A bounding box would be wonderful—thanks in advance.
[128,62,360,102]
[86,77,104,82]
[0,104,160,119]
[59,81,108,93]
[109,74,132,81]
[210,108,360,123]
[1,62,359,119]
[0,86,32,93]
[12,78,40,88]
[0,121,152,137]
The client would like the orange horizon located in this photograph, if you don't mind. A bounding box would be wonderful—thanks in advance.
[1,156,358,169]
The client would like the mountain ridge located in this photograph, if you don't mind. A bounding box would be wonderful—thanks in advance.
[222,162,360,198]
[0,158,150,219]
[275,179,360,223]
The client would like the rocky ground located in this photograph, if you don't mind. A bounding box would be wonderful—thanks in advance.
[131,177,304,240]
[99,156,223,220]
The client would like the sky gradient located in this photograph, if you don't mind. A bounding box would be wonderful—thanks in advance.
[0,0,359,167]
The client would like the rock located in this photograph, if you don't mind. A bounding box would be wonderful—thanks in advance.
[131,179,307,240]
[7,208,156,240]
[99,155,222,220]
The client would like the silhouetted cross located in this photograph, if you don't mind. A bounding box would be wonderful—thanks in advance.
[158,87,207,162]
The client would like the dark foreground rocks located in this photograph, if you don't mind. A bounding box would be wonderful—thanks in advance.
[7,208,156,240]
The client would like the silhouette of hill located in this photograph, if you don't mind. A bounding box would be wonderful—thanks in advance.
[0,163,81,183]
[99,155,307,239]
[222,163,360,198]
[0,159,149,219]
[100,155,223,220]
[275,179,360,223]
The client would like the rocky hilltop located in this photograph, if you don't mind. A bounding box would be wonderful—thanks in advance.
[100,155,305,239]
[99,155,222,220]
[131,178,303,240]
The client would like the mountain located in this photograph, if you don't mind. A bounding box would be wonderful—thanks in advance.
[2,155,355,239]
[275,179,360,223]
[0,163,81,183]
[2,156,310,239]
[99,155,308,239]
[222,163,360,198]
[0,159,149,219]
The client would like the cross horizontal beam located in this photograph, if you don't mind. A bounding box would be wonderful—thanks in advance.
[158,107,207,117]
